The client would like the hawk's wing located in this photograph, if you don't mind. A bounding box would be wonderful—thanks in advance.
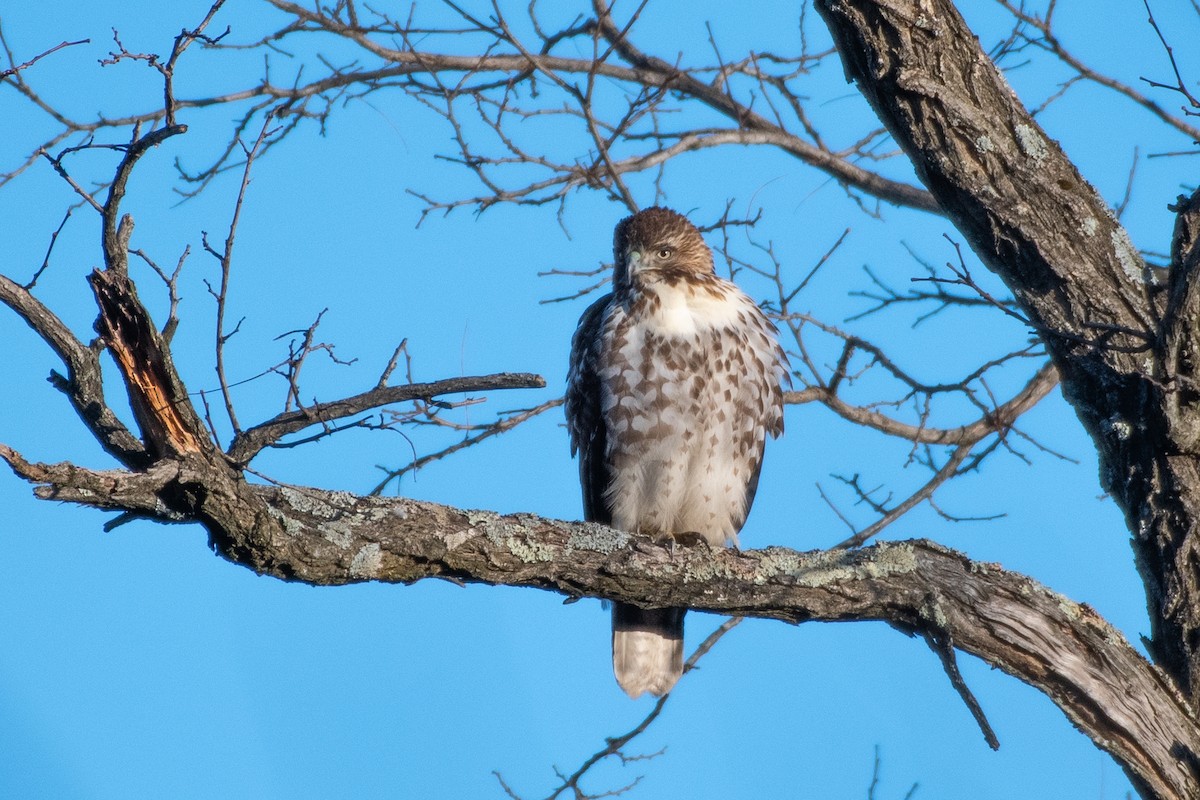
[719,301,788,536]
[565,293,614,526]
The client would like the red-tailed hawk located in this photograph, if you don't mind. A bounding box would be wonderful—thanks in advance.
[566,207,786,698]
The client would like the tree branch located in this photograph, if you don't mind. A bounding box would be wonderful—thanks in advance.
[227,373,548,464]
[787,359,1059,447]
[1,444,1194,799]
[86,0,938,215]
[0,274,148,466]
[89,265,211,459]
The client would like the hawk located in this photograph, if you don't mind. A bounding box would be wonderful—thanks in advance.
[565,207,786,698]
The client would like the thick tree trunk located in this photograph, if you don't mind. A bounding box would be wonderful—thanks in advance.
[816,0,1200,742]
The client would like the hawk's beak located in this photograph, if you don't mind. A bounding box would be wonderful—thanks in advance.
[626,249,645,274]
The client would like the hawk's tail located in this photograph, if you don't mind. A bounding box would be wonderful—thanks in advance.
[612,603,685,698]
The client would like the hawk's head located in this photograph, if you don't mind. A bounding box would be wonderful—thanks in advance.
[612,207,713,288]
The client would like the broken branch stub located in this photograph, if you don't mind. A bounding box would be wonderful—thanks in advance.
[89,266,210,460]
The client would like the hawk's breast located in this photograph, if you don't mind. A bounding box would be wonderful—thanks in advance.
[597,275,784,545]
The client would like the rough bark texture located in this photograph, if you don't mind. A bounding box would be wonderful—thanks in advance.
[1,443,1196,797]
[813,6,1200,793]
[90,267,210,459]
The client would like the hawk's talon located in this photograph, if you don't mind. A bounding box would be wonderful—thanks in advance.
[671,530,709,548]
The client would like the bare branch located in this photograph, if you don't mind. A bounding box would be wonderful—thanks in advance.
[833,441,975,548]
[370,396,561,495]
[923,627,1000,751]
[0,32,88,79]
[5,0,938,213]
[1138,0,1200,119]
[0,274,148,465]
[994,0,1200,139]
[2,445,1191,798]
[204,111,279,438]
[228,372,547,464]
[26,205,75,290]
[515,618,743,800]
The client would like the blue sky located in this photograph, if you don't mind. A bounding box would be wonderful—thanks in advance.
[0,1,1194,797]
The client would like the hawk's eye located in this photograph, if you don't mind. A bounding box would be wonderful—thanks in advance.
[656,247,673,259]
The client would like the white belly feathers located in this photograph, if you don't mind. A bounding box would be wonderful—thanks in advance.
[597,275,782,546]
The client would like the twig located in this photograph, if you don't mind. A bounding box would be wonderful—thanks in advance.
[1138,0,1200,116]
[923,625,1000,750]
[370,396,561,494]
[0,35,88,79]
[511,617,743,800]
[228,372,547,464]
[27,205,75,289]
[204,112,279,437]
[834,442,975,549]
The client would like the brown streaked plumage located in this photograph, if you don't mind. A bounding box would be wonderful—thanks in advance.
[566,206,787,698]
